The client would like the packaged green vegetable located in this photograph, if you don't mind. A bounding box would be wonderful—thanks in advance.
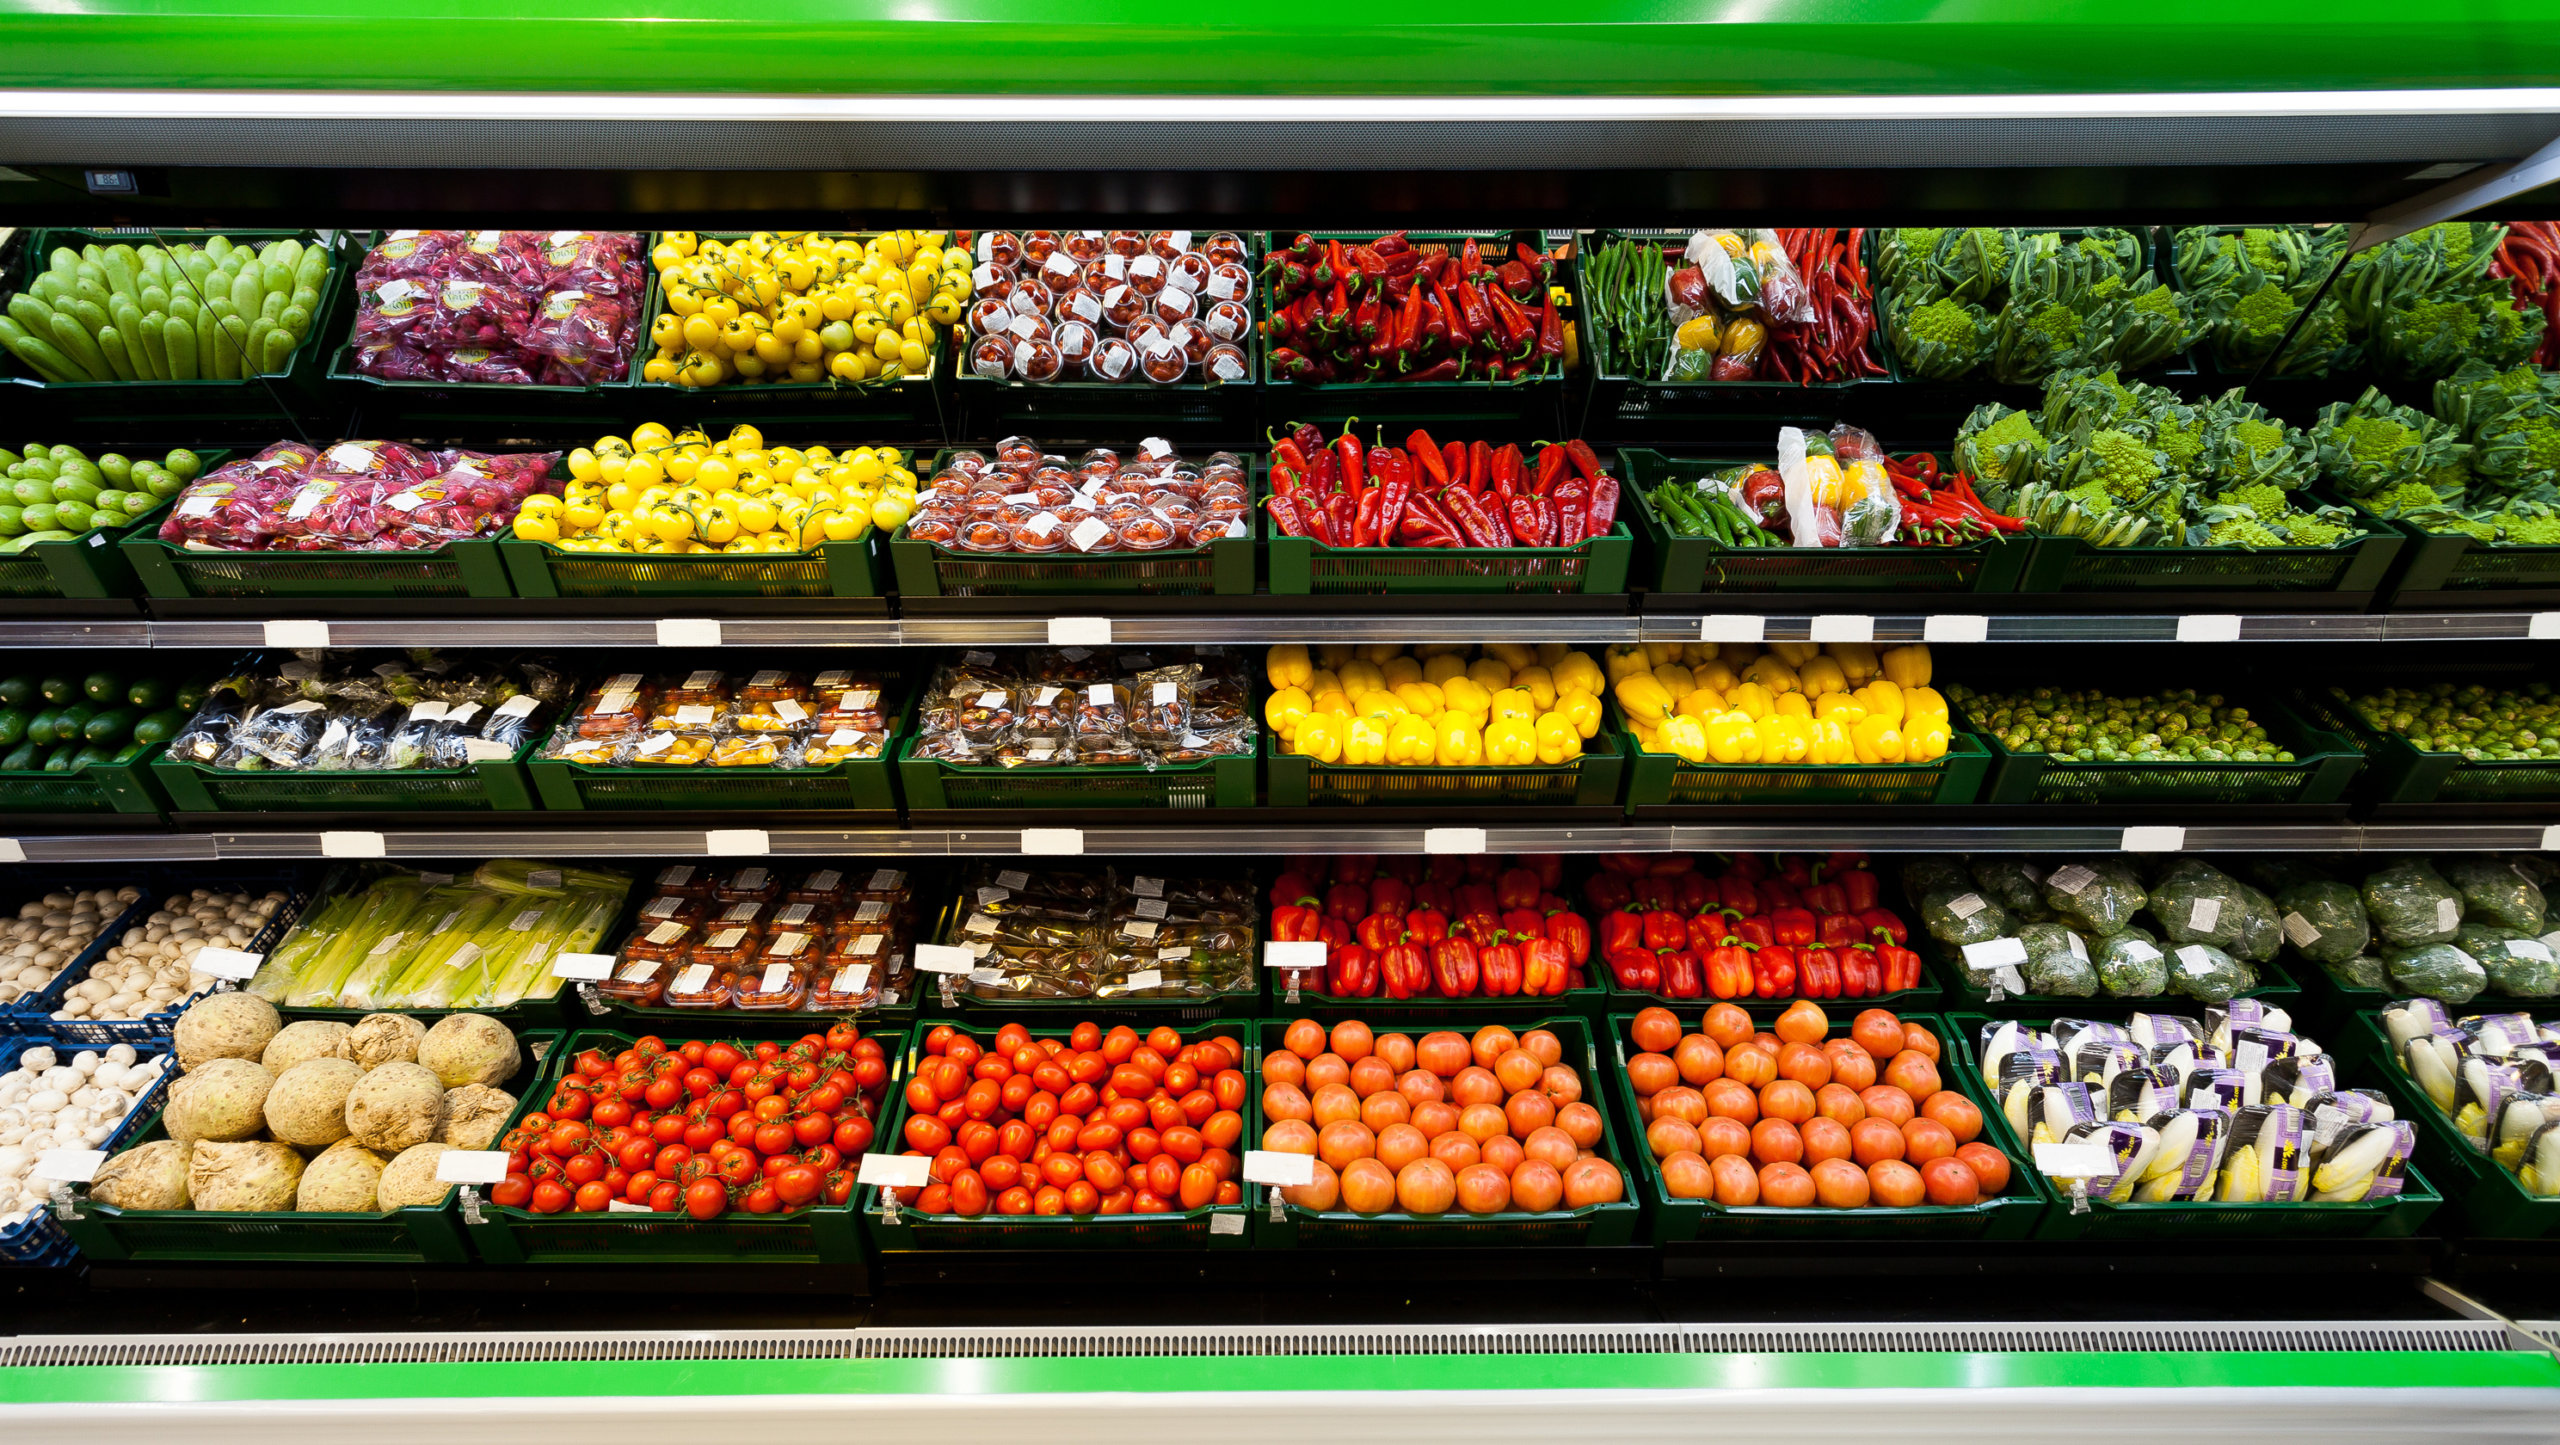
[1902,857,1973,901]
[2384,941,2488,1005]
[2019,922,2098,997]
[2273,877,2369,965]
[2458,926,2560,997]
[2231,877,2282,963]
[2324,954,2390,991]
[2167,940,2253,1003]
[2041,859,2146,934]
[2362,858,2464,946]
[2439,856,2546,936]
[1921,886,2011,947]
[2149,860,2250,954]
[1968,858,2052,923]
[2094,928,2169,996]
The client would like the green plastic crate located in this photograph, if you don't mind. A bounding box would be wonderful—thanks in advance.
[2346,1010,2559,1240]
[1961,693,2363,806]
[861,1014,1256,1249]
[502,537,884,599]
[526,687,907,815]
[0,748,169,816]
[150,734,541,814]
[1575,228,1891,396]
[326,229,646,412]
[462,1025,887,1265]
[1263,472,1633,597]
[1604,1008,2048,1244]
[122,534,515,600]
[1620,449,2030,597]
[1947,1011,2444,1241]
[1926,934,2308,1017]
[2295,686,2560,806]
[1252,1013,1639,1249]
[0,443,230,603]
[1263,731,1623,810]
[2013,492,2402,597]
[2380,522,2560,597]
[898,733,1254,812]
[891,447,1258,600]
[1259,230,1565,398]
[60,1026,560,1265]
[1617,706,1990,810]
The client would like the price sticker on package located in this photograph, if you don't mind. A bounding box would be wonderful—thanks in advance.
[1241,1150,1315,1187]
[320,831,387,859]
[32,1148,106,1184]
[1923,614,1990,643]
[263,619,332,649]
[2032,1141,2115,1178]
[857,1153,933,1189]
[1700,615,1765,644]
[1019,828,1084,856]
[657,618,723,648]
[435,1151,511,1185]
[915,944,976,975]
[1048,617,1112,647]
[1266,941,1327,973]
[1809,614,1874,643]
[552,952,616,981]
[194,947,265,981]
[1423,828,1487,855]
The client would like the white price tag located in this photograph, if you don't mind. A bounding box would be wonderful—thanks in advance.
[1049,616,1112,646]
[1946,893,1986,920]
[1266,940,1328,973]
[2175,944,2219,977]
[1209,1212,1245,1235]
[1923,614,1990,643]
[705,829,770,857]
[262,619,331,648]
[2280,912,2321,949]
[435,1150,511,1184]
[552,952,615,981]
[320,830,387,859]
[33,1147,107,1183]
[2541,824,2560,852]
[857,1153,933,1188]
[0,840,22,864]
[1424,827,1487,855]
[1699,615,1765,643]
[461,739,513,763]
[2047,864,2096,896]
[2120,826,2186,853]
[1241,1150,1316,1186]
[1809,614,1874,643]
[194,947,265,980]
[1123,969,1163,991]
[656,618,723,648]
[1962,937,2029,971]
[2188,897,2222,932]
[608,1199,653,1213]
[1020,828,1084,856]
[2528,612,2560,641]
[833,964,873,993]
[2176,614,2243,643]
[915,944,976,975]
[2033,1141,2115,1178]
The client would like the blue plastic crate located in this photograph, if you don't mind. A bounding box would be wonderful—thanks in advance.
[0,1029,175,1266]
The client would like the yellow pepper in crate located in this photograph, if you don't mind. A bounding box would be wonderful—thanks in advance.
[1294,713,1344,763]
[1435,714,1484,766]
[1355,690,1406,725]
[1604,644,1652,684]
[1534,711,1581,764]
[1704,712,1760,762]
[1484,717,1537,766]
[1309,688,1352,723]
[1879,643,1932,689]
[1676,686,1727,720]
[1773,691,1812,719]
[1831,641,1881,685]
[1263,686,1312,743]
[1512,666,1558,712]
[1422,653,1468,687]
[1851,716,1906,763]
[1393,679,1445,717]
[1796,655,1848,696]
[1613,673,1674,727]
[1815,692,1867,725]
[1906,685,1950,731]
[1552,651,1606,698]
[1724,681,1773,720]
[1657,715,1709,764]
[1337,660,1385,697]
[1859,679,1905,725]
[1489,687,1538,726]
[1485,643,1537,671]
[1623,639,1973,773]
[1649,662,1695,698]
[1742,655,1801,694]
[1386,715,1438,765]
[1440,674,1492,719]
[1265,644,1312,691]
[1344,717,1390,766]
[1759,714,1812,763]
[1905,719,1951,763]
[1382,656,1423,690]
[1556,688,1604,739]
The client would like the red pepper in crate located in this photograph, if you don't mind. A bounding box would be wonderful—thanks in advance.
[1601,909,1644,958]
[1317,916,1349,951]
[1271,901,1324,944]
[1817,912,1865,948]
[1841,868,1881,912]
[1860,908,1908,946]
[1354,912,1402,953]
[1327,942,1376,997]
[1364,875,1410,919]
[1544,911,1591,968]
[1798,945,1842,1000]
[1801,873,1846,916]
[1405,907,1450,945]
[1715,875,1761,916]
[1379,941,1429,1000]
[1759,877,1801,911]
[1839,944,1880,998]
[1732,914,1774,949]
[1586,872,1634,913]
[1494,867,1542,911]
[1754,944,1799,999]
[1521,936,1570,995]
[1706,939,1755,999]
[1431,937,1481,996]
[1606,945,1660,992]
[1640,911,1688,953]
[1269,870,1318,910]
[1659,948,1704,999]
[1324,881,1369,923]
[1768,904,1816,947]
[1877,940,1923,992]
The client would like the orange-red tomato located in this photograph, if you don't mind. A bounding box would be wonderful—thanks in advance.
[1799,1115,1852,1167]
[1776,1041,1833,1089]
[1305,1053,1350,1093]
[1703,1078,1759,1124]
[1774,1000,1829,1045]
[1330,1020,1374,1063]
[1317,1119,1376,1171]
[1348,1055,1396,1098]
[1523,1125,1580,1172]
[1562,1156,1623,1207]
[1902,1116,1957,1165]
[1396,1157,1457,1215]
[1541,1065,1583,1104]
[1649,1116,1704,1160]
[1359,1090,1410,1134]
[1921,1090,1983,1142]
[1673,1035,1725,1086]
[1810,1156,1870,1208]
[1494,1048,1545,1095]
[1759,1079,1816,1125]
[1284,1019,1326,1060]
[1750,1117,1803,1168]
[1480,1134,1526,1175]
[1884,1050,1941,1102]
[1429,1130,1481,1171]
[1723,1045,1777,1090]
[1282,1158,1340,1211]
[1374,1032,1416,1074]
[1697,1115,1752,1161]
[1555,1102,1606,1149]
[1457,1102,1509,1144]
[1411,1101,1460,1138]
[1518,1030,1563,1068]
[1470,1026,1519,1070]
[1309,1083,1360,1128]
[1700,1004,1754,1051]
[1628,1052,1678,1097]
[1859,1084,1917,1126]
[1849,1116,1906,1167]
[1757,1160,1815,1207]
[1902,1022,1941,1062]
[1631,1008,1683,1055]
[1451,1066,1504,1108]
[1868,1158,1925,1207]
[1661,1150,1714,1200]
[1504,1089,1555,1138]
[1262,1082,1312,1123]
[1397,1068,1446,1108]
[1650,1085,1705,1126]
[1920,1156,1980,1206]
[1455,1163,1512,1214]
[1954,1142,2011,1196]
[1339,1157,1396,1214]
[1416,1031,1471,1078]
[1262,1051,1307,1088]
[1815,1082,1867,1127]
[1510,1159,1565,1212]
[1710,1153,1759,1205]
[1850,1009,1906,1061]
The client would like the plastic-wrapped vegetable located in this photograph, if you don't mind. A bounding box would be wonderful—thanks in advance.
[2384,942,2488,1006]
[2458,927,2560,997]
[1969,858,2052,923]
[2150,860,2250,955]
[2094,928,2170,997]
[2042,859,2145,935]
[2231,877,2282,963]
[2167,940,2252,1003]
[2020,922,2098,997]
[1921,886,2011,947]
[2362,858,2464,947]
[1902,857,1973,900]
[2325,954,2390,991]
[2439,856,2547,936]
[2275,877,2370,966]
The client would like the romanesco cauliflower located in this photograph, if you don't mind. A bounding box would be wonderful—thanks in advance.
[2495,511,2560,544]
[2156,413,2207,473]
[2087,429,2165,500]
[2209,517,2287,547]
[2280,513,2351,546]
[2374,479,2450,515]
[2214,483,2288,520]
[1973,410,2044,481]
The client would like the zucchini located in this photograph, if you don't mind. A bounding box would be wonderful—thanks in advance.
[0,707,24,747]
[126,676,170,710]
[0,742,35,772]
[37,675,76,705]
[82,706,135,745]
[81,670,123,703]
[54,702,95,738]
[41,743,77,773]
[25,709,57,747]
[111,740,148,764]
[129,708,187,748]
[0,676,31,709]
[174,681,209,712]
[68,744,109,770]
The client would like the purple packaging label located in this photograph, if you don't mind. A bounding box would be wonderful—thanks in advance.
[2175,1109,2228,1197]
[2186,1066,2246,1116]
[2362,1121,2417,1200]
[2250,1105,2307,1200]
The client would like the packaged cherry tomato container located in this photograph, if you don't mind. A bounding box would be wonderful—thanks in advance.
[59,1016,562,1266]
[570,864,931,1031]
[1247,1013,1639,1249]
[859,1013,1258,1251]
[1602,1004,2050,1246]
[461,1023,902,1267]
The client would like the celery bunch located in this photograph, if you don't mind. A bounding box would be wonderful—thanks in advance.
[257,859,631,1010]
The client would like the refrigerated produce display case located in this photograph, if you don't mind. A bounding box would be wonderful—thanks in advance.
[2,1,2560,1437]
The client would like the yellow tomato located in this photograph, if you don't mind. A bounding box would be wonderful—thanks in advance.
[564,499,605,530]
[567,447,602,482]
[868,494,912,532]
[620,451,663,489]
[693,455,736,490]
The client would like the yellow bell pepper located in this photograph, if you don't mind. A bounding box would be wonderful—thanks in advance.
[1355,689,1408,724]
[1603,644,1652,684]
[1345,716,1390,765]
[1828,641,1880,685]
[1552,650,1606,698]
[1309,688,1352,722]
[1703,711,1759,762]
[1534,710,1580,764]
[1357,642,1402,665]
[1465,656,1512,692]
[1858,678,1905,725]
[1306,668,1342,702]
[1719,642,1764,670]
[1484,716,1537,766]
[1555,687,1604,739]
[1905,721,1949,762]
[1315,643,1355,669]
[1770,641,1820,667]
[1489,687,1538,726]
[1742,655,1801,695]
[1656,715,1709,763]
[1774,691,1812,719]
[1814,692,1867,724]
[1381,655,1423,689]
[1724,681,1774,720]
[1422,653,1468,686]
[1513,665,1558,712]
[1485,642,1537,671]
[1435,712,1483,766]
[1440,674,1492,718]
[1337,660,1385,697]
[1690,658,1738,694]
[1676,686,1727,721]
[1630,722,1658,752]
[1759,713,1812,763]
[1263,685,1312,741]
[1796,656,1848,696]
[1385,714,1438,764]
[1802,717,1844,764]
[1265,644,1312,691]
[1650,663,1696,698]
[1905,685,1950,728]
[1294,712,1344,763]
[1535,642,1570,666]
[1879,643,1932,689]
[1643,641,1682,668]
[1851,715,1906,763]
[1676,642,1719,668]
[1414,642,1470,662]
[1393,680,1445,717]
[1612,673,1675,726]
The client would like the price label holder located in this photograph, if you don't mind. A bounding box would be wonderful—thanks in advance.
[1048,617,1112,646]
[1923,614,1990,644]
[704,829,770,857]
[607,1199,652,1213]
[2120,825,2186,853]
[33,1148,106,1184]
[0,839,22,864]
[552,952,615,981]
[436,1150,511,1185]
[1809,614,1874,643]
[2528,613,2560,641]
[2033,1141,2114,1178]
[194,947,265,981]
[1960,936,2028,1001]
[1019,828,1084,856]
[320,830,387,859]
[657,618,724,648]
[1699,615,1764,644]
[1423,827,1487,855]
[1266,939,1326,1004]
[915,945,975,975]
[1209,1212,1245,1236]
[264,619,332,648]
[2542,824,2560,852]
[2176,614,2243,643]
[858,1151,934,1219]
[1244,1148,1315,1222]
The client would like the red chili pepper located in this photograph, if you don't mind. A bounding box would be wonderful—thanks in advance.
[1495,259,1534,299]
[1465,439,1491,497]
[1409,430,1449,487]
[1396,513,1456,546]
[1375,449,1412,544]
[1533,444,1568,497]
[1333,419,1364,486]
[1445,487,1507,546]
[1268,432,1311,477]
[1461,236,1484,278]
[1553,477,1590,547]
[1584,469,1619,534]
[1537,288,1563,360]
[1503,493,1544,549]
[1453,279,1494,342]
[1404,489,1464,545]
[1374,230,1412,257]
[1352,288,1383,344]
[1352,484,1381,548]
[1325,492,1355,547]
[1404,358,1462,383]
[1351,243,1388,289]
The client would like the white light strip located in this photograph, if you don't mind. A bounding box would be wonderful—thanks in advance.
[0,87,2557,125]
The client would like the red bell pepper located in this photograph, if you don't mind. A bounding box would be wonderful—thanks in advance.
[1798,945,1841,1000]
[1840,943,1880,998]
[1630,876,1675,912]
[1606,944,1659,992]
[1754,944,1799,999]
[1641,911,1689,953]
[1457,908,1502,946]
[1326,943,1376,997]
[1801,876,1847,916]
[1333,854,1376,884]
[1673,872,1714,916]
[1495,867,1543,911]
[1860,908,1909,946]
[1479,940,1524,996]
[1521,853,1564,889]
[1454,881,1497,917]
[1501,907,1545,944]
[1431,938,1481,997]
[1728,854,1769,880]
[1601,910,1645,958]
[1269,871,1319,910]
[1354,912,1403,954]
[1380,941,1430,1000]
[1817,912,1864,948]
[1366,875,1412,919]
[1660,948,1703,999]
[1324,882,1369,924]
[1520,937,1570,995]
[1544,911,1591,968]
[1717,876,1762,916]
[1317,916,1350,951]
[1585,873,1634,913]
[1413,880,1455,916]
[1877,941,1922,992]
[1760,878,1802,911]
[1404,908,1450,945]
[1841,868,1881,912]
[1769,905,1816,947]
[1707,940,1755,999]
[1271,903,1324,943]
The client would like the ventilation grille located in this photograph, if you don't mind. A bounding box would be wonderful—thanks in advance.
[0,1321,2520,1368]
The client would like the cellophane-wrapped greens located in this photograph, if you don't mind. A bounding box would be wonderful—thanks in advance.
[2274,875,2370,965]
[2384,942,2488,1005]
[2094,927,2170,996]
[2150,860,2251,954]
[2019,922,2098,997]
[1969,858,2052,923]
[2363,858,2465,946]
[255,860,630,1010]
[2439,856,2547,935]
[2043,859,2146,935]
